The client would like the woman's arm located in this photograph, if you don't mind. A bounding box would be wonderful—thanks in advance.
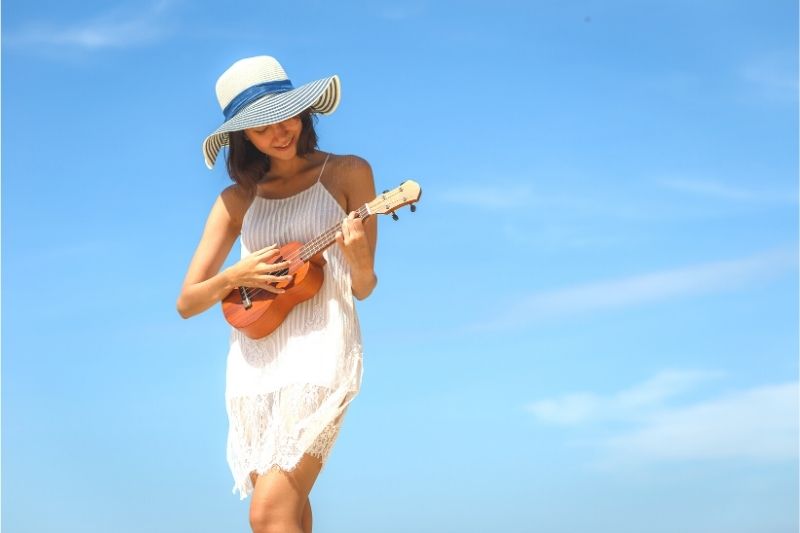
[335,156,378,300]
[177,185,291,318]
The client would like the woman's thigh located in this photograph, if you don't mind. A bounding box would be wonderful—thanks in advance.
[249,454,323,522]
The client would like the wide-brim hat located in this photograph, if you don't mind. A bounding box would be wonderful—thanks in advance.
[202,55,340,169]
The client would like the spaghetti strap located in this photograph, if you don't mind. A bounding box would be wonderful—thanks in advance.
[316,153,330,184]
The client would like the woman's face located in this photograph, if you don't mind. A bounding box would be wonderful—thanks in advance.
[244,116,303,160]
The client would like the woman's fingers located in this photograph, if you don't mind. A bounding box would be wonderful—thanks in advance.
[262,249,282,261]
[340,216,366,245]
[252,274,290,293]
[257,261,291,273]
[259,283,285,294]
[255,244,279,256]
[263,273,293,283]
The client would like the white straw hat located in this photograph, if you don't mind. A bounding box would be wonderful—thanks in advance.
[202,55,341,169]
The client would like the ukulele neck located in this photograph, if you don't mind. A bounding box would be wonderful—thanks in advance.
[298,204,371,261]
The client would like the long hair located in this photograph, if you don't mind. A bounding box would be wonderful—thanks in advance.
[225,109,319,193]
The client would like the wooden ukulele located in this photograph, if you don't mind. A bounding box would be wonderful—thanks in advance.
[222,180,422,339]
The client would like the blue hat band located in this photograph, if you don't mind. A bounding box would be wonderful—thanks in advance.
[222,79,295,121]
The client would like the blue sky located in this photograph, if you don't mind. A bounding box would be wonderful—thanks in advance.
[2,1,798,532]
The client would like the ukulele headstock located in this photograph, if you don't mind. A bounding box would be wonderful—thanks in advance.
[368,180,422,220]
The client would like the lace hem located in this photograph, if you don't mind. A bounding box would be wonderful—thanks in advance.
[226,383,356,500]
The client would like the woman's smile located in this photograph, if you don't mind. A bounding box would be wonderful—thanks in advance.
[273,136,294,150]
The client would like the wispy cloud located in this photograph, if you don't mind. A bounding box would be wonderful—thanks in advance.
[740,51,799,102]
[527,370,723,425]
[438,177,784,221]
[527,371,799,463]
[656,177,797,204]
[438,182,640,217]
[605,382,798,462]
[478,246,797,331]
[441,184,535,209]
[4,0,176,50]
[500,221,627,250]
[373,3,426,21]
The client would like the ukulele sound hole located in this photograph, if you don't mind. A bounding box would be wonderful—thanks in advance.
[273,256,290,277]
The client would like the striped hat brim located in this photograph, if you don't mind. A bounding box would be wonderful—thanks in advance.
[202,75,340,169]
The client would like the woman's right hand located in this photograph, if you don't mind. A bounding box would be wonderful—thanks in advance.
[226,244,293,294]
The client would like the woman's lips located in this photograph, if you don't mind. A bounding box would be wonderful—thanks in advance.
[273,137,294,150]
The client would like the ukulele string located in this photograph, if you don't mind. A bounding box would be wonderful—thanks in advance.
[240,203,372,300]
[241,183,414,300]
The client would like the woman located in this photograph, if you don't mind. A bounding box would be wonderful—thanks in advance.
[176,55,377,533]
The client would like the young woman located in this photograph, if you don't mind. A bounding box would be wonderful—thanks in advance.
[176,55,377,533]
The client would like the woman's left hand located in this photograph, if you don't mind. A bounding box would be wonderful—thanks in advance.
[335,211,374,274]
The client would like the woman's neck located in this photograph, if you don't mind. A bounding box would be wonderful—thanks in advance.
[265,151,317,182]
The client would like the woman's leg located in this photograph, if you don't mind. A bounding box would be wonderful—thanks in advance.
[249,454,323,533]
[301,496,312,533]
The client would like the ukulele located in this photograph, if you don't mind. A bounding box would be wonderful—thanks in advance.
[222,180,422,339]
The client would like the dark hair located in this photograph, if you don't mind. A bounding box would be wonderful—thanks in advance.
[225,109,319,193]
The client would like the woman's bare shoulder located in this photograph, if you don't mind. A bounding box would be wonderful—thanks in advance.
[217,183,255,228]
[326,153,376,212]
[329,154,374,189]
[332,153,372,173]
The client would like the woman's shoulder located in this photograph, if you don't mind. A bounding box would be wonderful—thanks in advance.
[325,153,376,211]
[217,182,256,228]
[330,153,372,174]
[328,153,374,188]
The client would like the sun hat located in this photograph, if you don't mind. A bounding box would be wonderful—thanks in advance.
[202,55,341,169]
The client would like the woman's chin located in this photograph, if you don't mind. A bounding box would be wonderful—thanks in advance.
[268,148,298,160]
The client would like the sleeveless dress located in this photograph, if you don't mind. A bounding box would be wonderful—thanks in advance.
[225,154,364,500]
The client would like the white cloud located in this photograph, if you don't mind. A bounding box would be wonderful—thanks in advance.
[740,52,799,101]
[441,184,535,209]
[528,371,799,463]
[479,246,797,331]
[605,382,798,462]
[439,183,626,214]
[527,369,722,425]
[374,3,426,20]
[5,1,176,50]
[500,221,628,250]
[656,177,797,204]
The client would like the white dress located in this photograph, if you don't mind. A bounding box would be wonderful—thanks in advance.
[225,155,363,500]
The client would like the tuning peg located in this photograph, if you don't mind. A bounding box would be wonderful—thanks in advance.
[410,204,417,213]
[383,189,389,194]
[391,212,399,221]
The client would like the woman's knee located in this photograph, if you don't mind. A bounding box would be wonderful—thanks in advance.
[248,457,322,532]
[249,472,308,533]
[249,501,299,533]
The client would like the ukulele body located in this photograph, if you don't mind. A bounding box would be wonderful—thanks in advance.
[221,241,325,340]
[219,180,422,340]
